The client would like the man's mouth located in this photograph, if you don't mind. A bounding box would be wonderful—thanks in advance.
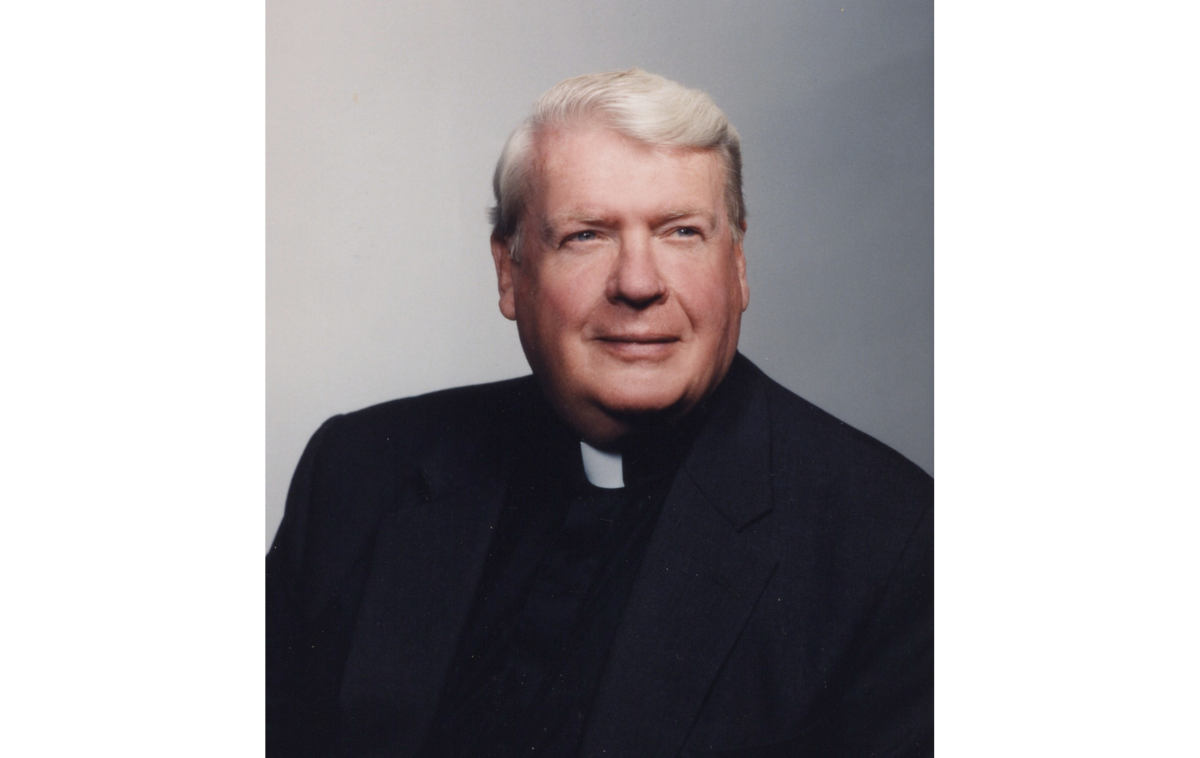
[597,334,677,344]
[594,334,679,358]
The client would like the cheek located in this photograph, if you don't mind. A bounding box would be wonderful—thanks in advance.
[519,265,597,340]
[674,264,741,331]
[538,259,608,316]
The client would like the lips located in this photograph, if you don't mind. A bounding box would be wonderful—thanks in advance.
[593,334,679,360]
[596,334,678,344]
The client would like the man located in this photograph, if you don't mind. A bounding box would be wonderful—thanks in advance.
[267,69,932,757]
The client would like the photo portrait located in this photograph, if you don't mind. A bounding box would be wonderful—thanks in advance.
[267,0,933,545]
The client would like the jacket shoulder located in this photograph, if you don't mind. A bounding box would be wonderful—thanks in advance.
[739,359,932,593]
[334,374,537,447]
[749,363,932,502]
[268,375,537,600]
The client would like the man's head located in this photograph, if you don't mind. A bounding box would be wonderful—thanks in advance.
[489,69,750,447]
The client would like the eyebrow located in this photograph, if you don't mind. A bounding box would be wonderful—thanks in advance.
[654,208,714,227]
[540,208,716,243]
[540,213,612,245]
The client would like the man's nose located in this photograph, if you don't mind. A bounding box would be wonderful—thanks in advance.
[607,233,666,308]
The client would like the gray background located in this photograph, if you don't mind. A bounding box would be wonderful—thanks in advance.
[267,0,933,548]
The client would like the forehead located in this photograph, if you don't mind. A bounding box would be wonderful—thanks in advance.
[528,125,725,217]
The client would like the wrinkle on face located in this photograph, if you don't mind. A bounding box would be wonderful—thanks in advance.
[492,124,749,447]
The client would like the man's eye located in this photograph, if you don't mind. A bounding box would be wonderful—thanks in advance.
[566,230,597,243]
[674,227,700,238]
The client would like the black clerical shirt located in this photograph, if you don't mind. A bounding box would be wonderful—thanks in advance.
[418,399,706,758]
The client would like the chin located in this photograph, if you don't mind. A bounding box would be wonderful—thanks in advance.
[591,380,691,419]
[590,355,721,413]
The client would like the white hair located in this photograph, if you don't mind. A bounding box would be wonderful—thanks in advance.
[489,68,745,260]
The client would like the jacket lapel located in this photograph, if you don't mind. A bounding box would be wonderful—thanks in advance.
[337,435,513,753]
[581,358,780,757]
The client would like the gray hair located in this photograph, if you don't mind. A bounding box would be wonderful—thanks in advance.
[489,68,745,260]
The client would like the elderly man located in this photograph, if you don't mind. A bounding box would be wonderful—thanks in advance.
[267,69,933,757]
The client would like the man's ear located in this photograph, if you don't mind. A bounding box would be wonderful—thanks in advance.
[490,237,518,321]
[735,221,750,312]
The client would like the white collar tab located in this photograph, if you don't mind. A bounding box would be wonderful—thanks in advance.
[579,441,624,489]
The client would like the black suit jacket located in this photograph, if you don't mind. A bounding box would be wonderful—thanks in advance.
[267,355,933,757]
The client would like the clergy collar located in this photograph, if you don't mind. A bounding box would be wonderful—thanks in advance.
[580,441,624,489]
